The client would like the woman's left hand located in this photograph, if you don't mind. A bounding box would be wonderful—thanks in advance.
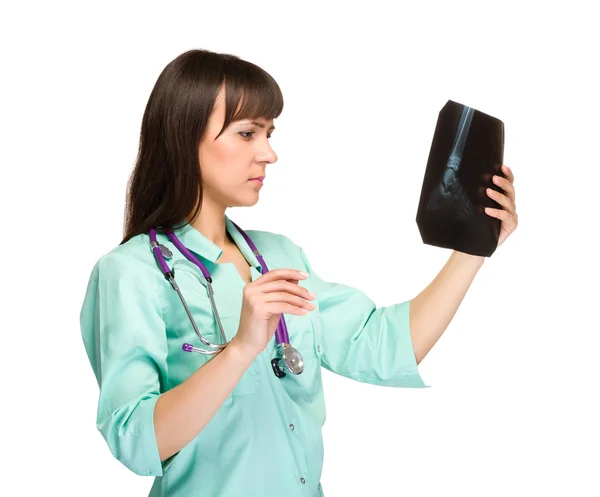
[485,164,518,248]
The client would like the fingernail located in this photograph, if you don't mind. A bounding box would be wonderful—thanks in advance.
[298,271,309,277]
[308,291,317,298]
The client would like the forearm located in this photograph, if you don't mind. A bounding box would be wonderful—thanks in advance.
[409,250,485,364]
[154,337,257,462]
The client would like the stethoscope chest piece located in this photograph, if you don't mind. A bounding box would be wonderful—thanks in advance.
[271,343,304,378]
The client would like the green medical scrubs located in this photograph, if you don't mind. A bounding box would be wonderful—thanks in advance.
[79,214,429,497]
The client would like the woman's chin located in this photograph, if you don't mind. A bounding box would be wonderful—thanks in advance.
[227,195,260,208]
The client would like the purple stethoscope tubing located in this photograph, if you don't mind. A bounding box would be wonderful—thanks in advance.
[148,220,291,353]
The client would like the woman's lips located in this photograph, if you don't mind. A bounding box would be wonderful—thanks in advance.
[249,178,264,185]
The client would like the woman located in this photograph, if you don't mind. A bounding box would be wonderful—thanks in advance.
[79,49,518,497]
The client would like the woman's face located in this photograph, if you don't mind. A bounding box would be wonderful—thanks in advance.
[198,85,277,209]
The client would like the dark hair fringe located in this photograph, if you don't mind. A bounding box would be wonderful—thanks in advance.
[120,49,284,245]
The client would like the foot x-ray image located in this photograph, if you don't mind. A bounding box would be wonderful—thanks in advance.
[416,100,505,257]
[426,106,475,222]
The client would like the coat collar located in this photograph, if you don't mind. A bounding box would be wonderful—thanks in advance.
[171,214,263,272]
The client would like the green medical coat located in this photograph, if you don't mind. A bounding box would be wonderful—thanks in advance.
[79,214,429,497]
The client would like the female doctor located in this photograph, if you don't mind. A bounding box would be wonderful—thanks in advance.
[79,49,518,497]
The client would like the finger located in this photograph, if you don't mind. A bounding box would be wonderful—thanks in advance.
[253,268,308,285]
[262,291,317,310]
[256,280,316,300]
[484,207,511,221]
[486,188,516,215]
[492,174,516,205]
[501,164,515,183]
[264,302,312,316]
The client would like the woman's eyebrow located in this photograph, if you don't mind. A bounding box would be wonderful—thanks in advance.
[250,121,276,131]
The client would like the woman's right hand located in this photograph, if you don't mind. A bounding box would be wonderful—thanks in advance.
[232,269,317,358]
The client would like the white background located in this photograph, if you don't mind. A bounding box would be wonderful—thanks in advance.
[2,1,598,495]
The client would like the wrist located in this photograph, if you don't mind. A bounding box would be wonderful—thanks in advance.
[228,336,261,363]
[451,250,485,268]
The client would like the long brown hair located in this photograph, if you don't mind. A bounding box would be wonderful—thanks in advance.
[120,49,284,245]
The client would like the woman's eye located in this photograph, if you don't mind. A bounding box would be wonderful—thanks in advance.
[239,132,272,140]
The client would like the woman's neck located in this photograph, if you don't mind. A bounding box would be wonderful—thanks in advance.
[187,202,230,249]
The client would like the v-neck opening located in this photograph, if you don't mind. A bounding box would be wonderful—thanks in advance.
[216,227,262,285]
[224,216,263,274]
[217,261,261,286]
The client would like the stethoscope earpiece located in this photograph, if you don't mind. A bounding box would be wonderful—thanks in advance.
[158,243,173,259]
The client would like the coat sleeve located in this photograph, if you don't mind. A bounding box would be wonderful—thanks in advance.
[79,250,173,477]
[298,246,430,388]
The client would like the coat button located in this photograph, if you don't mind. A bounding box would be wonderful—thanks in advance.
[300,477,306,484]
[289,424,295,431]
[316,345,321,353]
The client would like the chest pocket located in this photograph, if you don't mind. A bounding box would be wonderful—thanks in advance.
[279,314,324,405]
[202,315,263,404]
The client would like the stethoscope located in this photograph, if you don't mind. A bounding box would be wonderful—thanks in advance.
[149,219,304,378]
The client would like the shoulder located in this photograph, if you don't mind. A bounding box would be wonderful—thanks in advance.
[241,227,310,271]
[89,232,164,287]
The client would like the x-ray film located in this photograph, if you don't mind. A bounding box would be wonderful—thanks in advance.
[416,100,505,257]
